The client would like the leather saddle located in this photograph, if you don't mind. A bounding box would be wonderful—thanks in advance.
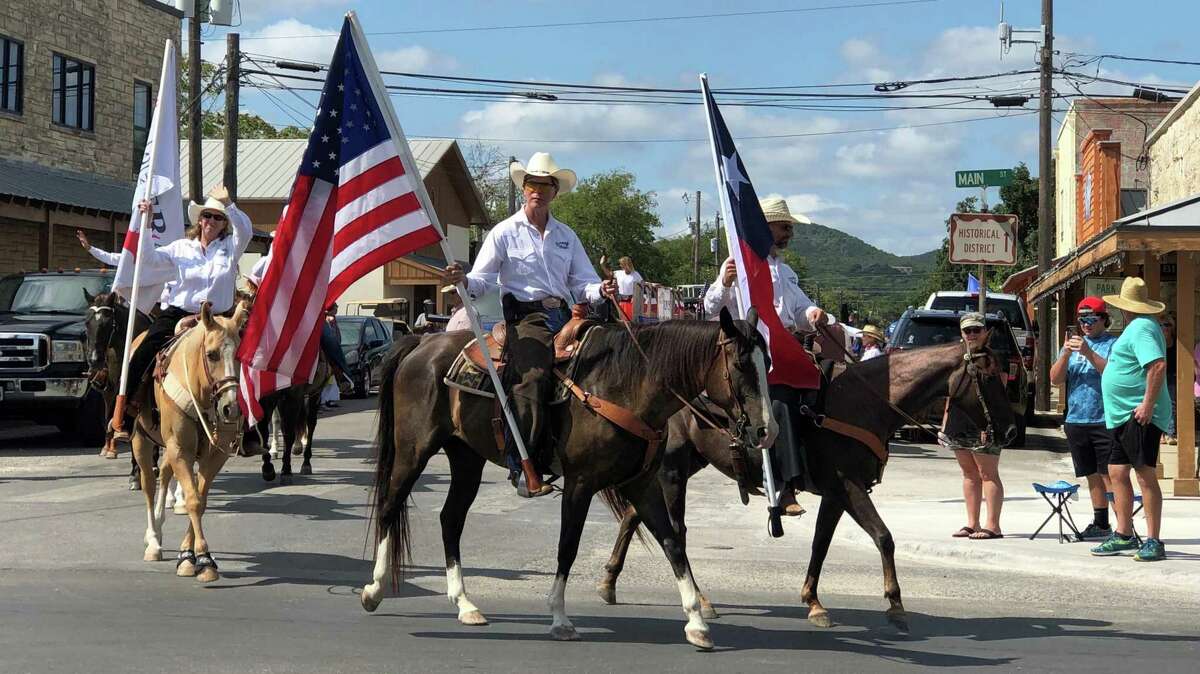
[461,315,598,374]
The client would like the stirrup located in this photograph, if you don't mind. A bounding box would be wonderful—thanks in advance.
[513,471,553,498]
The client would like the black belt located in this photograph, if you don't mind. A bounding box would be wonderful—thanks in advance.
[502,294,566,321]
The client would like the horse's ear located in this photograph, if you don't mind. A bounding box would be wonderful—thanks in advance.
[746,307,759,332]
[83,288,95,305]
[105,292,117,308]
[200,301,216,330]
[719,306,738,340]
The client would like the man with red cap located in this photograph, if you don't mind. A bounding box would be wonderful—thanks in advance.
[1049,296,1117,540]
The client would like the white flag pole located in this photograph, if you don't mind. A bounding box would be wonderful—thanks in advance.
[347,13,545,493]
[699,73,781,527]
[112,40,173,435]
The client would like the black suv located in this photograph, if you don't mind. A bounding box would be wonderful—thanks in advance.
[0,270,114,443]
[889,308,1031,447]
[336,315,392,398]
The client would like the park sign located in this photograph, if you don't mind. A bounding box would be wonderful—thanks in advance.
[955,168,1014,188]
[948,213,1019,266]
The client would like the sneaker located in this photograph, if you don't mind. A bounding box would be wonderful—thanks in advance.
[1078,523,1113,541]
[1134,537,1166,562]
[1090,532,1139,556]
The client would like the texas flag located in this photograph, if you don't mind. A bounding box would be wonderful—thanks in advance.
[700,75,818,389]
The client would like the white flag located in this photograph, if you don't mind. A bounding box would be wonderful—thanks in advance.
[112,41,185,314]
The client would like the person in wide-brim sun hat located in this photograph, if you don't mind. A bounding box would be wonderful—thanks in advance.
[509,152,577,195]
[1102,276,1165,315]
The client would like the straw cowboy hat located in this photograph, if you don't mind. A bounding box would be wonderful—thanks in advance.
[1103,276,1165,315]
[510,152,577,195]
[758,197,812,225]
[861,324,886,342]
[187,195,230,228]
[441,284,458,293]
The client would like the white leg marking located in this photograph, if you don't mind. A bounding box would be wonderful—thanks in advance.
[548,575,579,640]
[173,478,187,515]
[361,535,391,612]
[447,562,487,624]
[677,574,713,649]
[143,498,161,560]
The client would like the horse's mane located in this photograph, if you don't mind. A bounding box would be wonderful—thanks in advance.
[578,320,721,396]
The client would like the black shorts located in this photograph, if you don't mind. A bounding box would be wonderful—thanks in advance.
[1064,423,1113,477]
[1109,418,1163,469]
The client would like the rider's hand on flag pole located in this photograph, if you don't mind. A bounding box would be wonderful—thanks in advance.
[720,258,737,288]
[601,279,618,299]
[441,263,465,286]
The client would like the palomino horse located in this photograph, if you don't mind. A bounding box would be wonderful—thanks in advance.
[360,309,777,650]
[82,290,150,467]
[597,341,1019,631]
[131,302,248,583]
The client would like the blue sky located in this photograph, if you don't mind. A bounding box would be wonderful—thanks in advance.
[195,0,1200,255]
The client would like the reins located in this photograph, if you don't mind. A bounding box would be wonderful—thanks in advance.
[176,326,242,452]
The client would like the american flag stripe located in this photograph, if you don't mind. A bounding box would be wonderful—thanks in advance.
[265,201,335,373]
[329,227,442,301]
[334,193,422,255]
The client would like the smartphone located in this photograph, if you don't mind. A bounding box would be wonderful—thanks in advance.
[1065,326,1078,339]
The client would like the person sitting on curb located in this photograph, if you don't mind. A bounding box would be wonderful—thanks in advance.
[944,312,1005,540]
[1050,296,1117,541]
[1093,277,1171,562]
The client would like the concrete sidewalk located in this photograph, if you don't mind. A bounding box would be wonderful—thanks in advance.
[834,426,1200,595]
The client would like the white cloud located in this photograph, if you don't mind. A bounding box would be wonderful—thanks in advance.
[840,38,880,66]
[232,0,352,23]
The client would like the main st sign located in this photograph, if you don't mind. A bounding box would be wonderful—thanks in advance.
[948,213,1019,266]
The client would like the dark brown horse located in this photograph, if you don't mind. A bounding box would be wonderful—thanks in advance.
[596,341,1019,632]
[360,309,776,650]
[82,290,150,473]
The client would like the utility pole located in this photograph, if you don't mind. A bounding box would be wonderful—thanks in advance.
[188,0,203,205]
[1035,0,1054,411]
[508,156,517,216]
[692,190,701,284]
[223,33,239,202]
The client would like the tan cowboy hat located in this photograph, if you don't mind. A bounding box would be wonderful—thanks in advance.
[1103,276,1166,315]
[861,324,886,342]
[510,152,577,195]
[758,197,812,225]
[187,196,229,228]
[441,284,458,293]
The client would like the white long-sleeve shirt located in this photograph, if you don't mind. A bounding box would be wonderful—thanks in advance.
[87,246,122,267]
[703,254,824,331]
[139,203,253,314]
[465,210,602,304]
[247,254,270,286]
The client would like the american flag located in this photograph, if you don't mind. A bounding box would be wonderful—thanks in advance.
[238,16,442,423]
[701,76,818,389]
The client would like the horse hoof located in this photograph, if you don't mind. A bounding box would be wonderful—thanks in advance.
[291,447,302,456]
[262,465,276,482]
[299,463,312,476]
[809,610,833,628]
[887,609,910,633]
[459,610,488,626]
[550,625,580,641]
[700,604,720,620]
[129,477,141,491]
[196,567,220,583]
[176,560,196,577]
[144,548,162,562]
[360,590,382,613]
[173,503,188,516]
[103,450,118,460]
[686,628,714,651]
[279,473,293,486]
[596,582,617,605]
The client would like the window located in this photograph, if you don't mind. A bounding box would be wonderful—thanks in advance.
[1120,188,1147,217]
[0,35,21,114]
[51,53,94,131]
[132,81,152,175]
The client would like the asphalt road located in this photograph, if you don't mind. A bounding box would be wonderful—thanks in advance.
[1,399,1197,673]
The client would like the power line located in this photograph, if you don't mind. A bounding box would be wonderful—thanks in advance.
[237,1,938,40]
[1063,52,1200,68]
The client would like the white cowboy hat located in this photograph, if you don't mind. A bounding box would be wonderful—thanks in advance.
[758,197,812,225]
[510,152,577,195]
[1103,276,1165,315]
[187,196,230,228]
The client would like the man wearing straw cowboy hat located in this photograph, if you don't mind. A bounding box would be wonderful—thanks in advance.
[860,324,887,360]
[442,152,617,497]
[704,196,833,516]
[1091,277,1171,562]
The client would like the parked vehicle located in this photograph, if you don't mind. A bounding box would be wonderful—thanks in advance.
[335,315,392,398]
[923,290,1036,373]
[0,270,113,443]
[889,308,1031,447]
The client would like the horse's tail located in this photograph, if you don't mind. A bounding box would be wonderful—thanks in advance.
[599,488,650,550]
[371,335,424,588]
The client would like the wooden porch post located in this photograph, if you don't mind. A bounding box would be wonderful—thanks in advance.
[1175,252,1198,496]
[1143,252,1160,301]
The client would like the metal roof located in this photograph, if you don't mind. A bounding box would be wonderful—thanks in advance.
[0,157,135,214]
[179,138,455,201]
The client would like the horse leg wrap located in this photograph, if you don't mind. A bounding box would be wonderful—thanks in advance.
[176,549,197,569]
[194,553,218,572]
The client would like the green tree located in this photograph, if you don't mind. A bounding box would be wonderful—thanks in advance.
[178,58,312,140]
[462,141,512,224]
[552,170,665,280]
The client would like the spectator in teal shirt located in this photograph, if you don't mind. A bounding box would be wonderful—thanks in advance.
[1093,278,1171,562]
[1050,296,1117,540]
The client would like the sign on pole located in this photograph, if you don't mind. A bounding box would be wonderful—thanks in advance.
[955,168,1015,188]
[948,213,1019,266]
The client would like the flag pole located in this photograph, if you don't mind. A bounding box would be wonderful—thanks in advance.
[698,73,782,532]
[112,39,173,438]
[347,12,545,494]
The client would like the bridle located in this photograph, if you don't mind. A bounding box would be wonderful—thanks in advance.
[84,304,116,387]
[177,325,243,453]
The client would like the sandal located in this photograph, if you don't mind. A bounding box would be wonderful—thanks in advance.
[969,528,1003,540]
[952,526,976,538]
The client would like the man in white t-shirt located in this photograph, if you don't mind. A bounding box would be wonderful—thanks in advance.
[614,256,644,320]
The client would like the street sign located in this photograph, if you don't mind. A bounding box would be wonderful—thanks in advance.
[955,169,1014,188]
[948,213,1019,266]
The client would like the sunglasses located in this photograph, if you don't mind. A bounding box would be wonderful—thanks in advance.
[1078,315,1102,326]
[962,326,984,335]
[523,181,556,194]
[200,212,227,222]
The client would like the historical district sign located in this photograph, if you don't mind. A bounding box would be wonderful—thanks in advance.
[954,168,1014,188]
[948,213,1019,266]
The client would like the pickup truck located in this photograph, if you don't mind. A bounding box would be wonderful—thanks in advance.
[0,270,113,443]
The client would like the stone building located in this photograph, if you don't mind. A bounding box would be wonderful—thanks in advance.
[0,0,181,276]
[1147,83,1200,205]
[1053,98,1174,258]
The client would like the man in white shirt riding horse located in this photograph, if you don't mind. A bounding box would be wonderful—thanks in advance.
[443,152,617,497]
